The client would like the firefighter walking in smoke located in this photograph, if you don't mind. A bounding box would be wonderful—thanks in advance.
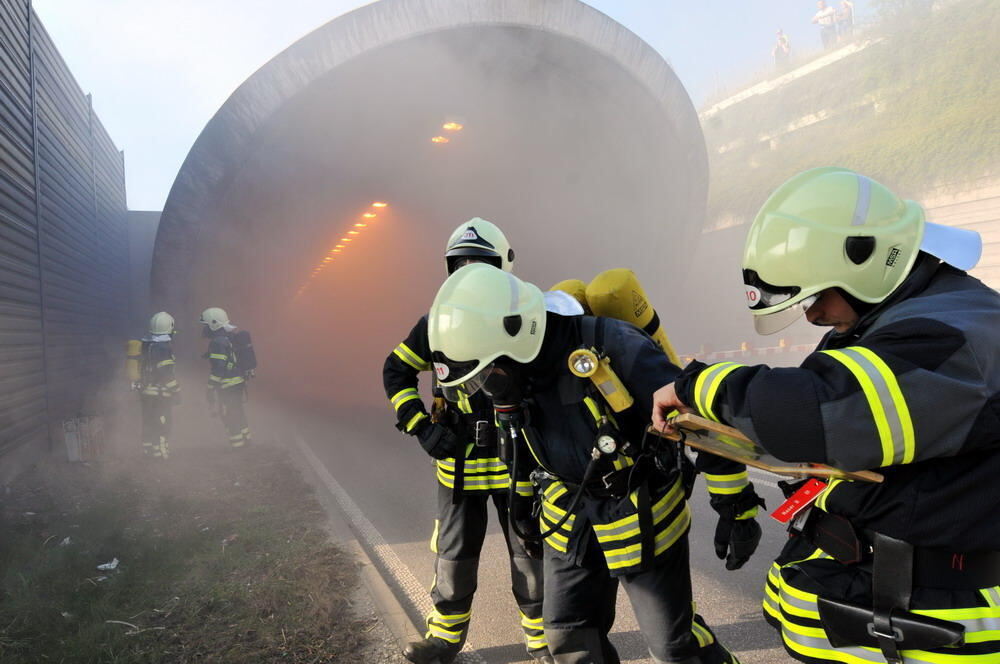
[428,263,755,664]
[135,311,181,459]
[200,307,252,448]
[384,218,567,664]
[652,167,1000,664]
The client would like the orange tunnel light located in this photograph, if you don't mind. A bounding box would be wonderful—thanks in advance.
[335,244,345,249]
[442,122,463,132]
[372,202,387,208]
[363,212,376,218]
[348,231,359,236]
[354,222,367,228]
[431,136,449,144]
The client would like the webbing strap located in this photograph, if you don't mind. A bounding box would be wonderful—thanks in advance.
[872,532,913,663]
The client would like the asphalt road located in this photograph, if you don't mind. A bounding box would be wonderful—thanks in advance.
[293,405,796,664]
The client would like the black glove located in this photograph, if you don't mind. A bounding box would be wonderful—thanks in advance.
[415,422,458,460]
[521,537,543,560]
[710,484,766,571]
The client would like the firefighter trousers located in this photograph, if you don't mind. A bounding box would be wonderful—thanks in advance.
[544,532,735,664]
[218,386,250,447]
[424,483,548,660]
[141,395,172,458]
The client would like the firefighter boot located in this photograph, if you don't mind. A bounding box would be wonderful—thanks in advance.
[402,636,456,664]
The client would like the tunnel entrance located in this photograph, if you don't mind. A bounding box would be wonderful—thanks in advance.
[152,0,708,408]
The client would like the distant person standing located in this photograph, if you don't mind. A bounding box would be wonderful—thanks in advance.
[200,307,253,449]
[772,29,791,70]
[837,0,855,41]
[812,0,838,49]
[137,312,180,459]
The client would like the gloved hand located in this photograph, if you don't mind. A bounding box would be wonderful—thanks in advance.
[710,484,766,571]
[714,515,762,570]
[415,422,458,460]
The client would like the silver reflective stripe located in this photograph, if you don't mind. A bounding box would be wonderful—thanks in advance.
[781,628,886,663]
[779,586,820,617]
[852,174,872,226]
[826,347,912,465]
[594,517,639,541]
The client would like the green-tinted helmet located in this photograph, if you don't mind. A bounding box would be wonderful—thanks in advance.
[445,217,515,274]
[199,307,230,332]
[428,264,545,395]
[149,311,175,335]
[743,168,927,334]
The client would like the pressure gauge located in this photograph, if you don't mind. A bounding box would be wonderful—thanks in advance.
[596,434,618,455]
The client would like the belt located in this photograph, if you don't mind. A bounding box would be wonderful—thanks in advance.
[803,509,1000,589]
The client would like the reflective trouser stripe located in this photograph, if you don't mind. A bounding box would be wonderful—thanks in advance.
[822,347,915,466]
[603,503,691,570]
[393,342,430,371]
[520,611,547,650]
[208,353,228,361]
[425,610,470,643]
[390,388,420,411]
[983,587,1000,608]
[515,480,533,497]
[693,362,744,422]
[704,470,749,495]
[156,359,175,368]
[767,561,1000,662]
[691,612,715,648]
[429,519,439,554]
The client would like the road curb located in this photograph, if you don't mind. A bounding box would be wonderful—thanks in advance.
[284,435,422,652]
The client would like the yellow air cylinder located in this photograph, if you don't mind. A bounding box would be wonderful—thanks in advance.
[568,348,634,412]
[549,279,592,314]
[125,339,143,383]
[585,268,680,366]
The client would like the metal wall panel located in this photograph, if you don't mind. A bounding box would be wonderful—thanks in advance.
[0,1,128,460]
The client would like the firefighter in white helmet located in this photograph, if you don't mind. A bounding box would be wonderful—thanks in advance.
[200,307,250,448]
[384,218,558,664]
[652,167,1000,664]
[428,264,749,664]
[138,312,180,458]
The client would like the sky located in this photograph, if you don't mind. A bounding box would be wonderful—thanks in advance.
[32,0,871,211]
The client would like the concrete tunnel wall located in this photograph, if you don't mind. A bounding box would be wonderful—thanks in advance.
[151,0,709,411]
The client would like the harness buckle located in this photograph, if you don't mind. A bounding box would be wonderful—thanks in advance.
[474,420,491,447]
[867,622,903,642]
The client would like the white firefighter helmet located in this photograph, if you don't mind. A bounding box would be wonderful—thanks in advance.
[149,311,175,335]
[444,217,515,274]
[428,264,546,395]
[199,307,231,332]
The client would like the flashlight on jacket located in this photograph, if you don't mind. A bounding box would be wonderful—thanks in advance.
[568,348,634,412]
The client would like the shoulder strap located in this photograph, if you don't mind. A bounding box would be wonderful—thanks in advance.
[580,316,606,352]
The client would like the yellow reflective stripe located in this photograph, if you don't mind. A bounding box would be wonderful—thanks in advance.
[520,612,544,628]
[428,610,471,627]
[515,480,534,497]
[208,353,228,360]
[156,359,175,368]
[405,412,428,432]
[814,477,846,511]
[822,347,915,466]
[456,390,472,414]
[653,504,692,557]
[703,470,749,495]
[429,519,439,554]
[693,362,743,422]
[691,619,715,648]
[208,375,223,383]
[425,626,462,643]
[390,388,420,411]
[582,396,602,422]
[394,342,430,371]
[982,587,1000,608]
[851,345,915,464]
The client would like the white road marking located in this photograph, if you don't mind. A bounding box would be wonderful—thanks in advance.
[294,434,487,664]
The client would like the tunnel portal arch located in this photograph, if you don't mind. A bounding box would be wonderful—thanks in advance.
[151,0,708,409]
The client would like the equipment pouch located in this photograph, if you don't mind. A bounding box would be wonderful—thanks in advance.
[817,596,965,651]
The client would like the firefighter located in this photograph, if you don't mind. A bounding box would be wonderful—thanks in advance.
[200,307,250,448]
[139,311,181,459]
[652,167,1000,664]
[384,218,558,664]
[428,263,755,664]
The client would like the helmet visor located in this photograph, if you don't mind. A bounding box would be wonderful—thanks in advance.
[438,362,495,402]
[742,269,803,310]
[752,294,819,335]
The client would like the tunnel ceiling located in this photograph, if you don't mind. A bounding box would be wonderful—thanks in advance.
[151,0,708,407]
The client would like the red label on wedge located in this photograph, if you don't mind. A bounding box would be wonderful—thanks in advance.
[770,478,828,524]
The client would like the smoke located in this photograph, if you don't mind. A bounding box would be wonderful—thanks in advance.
[167,23,709,415]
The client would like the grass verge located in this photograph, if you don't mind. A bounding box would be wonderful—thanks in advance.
[0,445,375,663]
